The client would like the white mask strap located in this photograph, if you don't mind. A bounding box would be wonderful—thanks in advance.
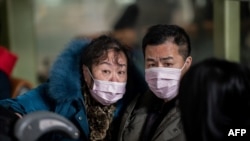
[86,67,95,80]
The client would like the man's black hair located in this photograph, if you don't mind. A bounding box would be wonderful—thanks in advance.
[142,24,191,59]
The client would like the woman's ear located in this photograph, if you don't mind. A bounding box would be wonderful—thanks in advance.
[82,65,89,83]
[82,65,93,89]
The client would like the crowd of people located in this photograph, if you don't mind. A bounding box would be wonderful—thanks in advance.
[0,23,250,141]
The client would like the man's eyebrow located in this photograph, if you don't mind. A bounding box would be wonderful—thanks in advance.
[146,56,174,62]
[160,56,173,61]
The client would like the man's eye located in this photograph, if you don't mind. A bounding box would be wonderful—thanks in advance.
[164,63,173,67]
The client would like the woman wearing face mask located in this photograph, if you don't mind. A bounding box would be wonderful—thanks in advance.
[0,35,140,141]
[81,35,129,141]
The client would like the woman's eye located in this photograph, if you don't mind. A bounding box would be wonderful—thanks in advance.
[102,70,110,74]
[118,71,126,75]
[148,64,155,68]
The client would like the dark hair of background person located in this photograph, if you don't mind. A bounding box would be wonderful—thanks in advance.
[113,3,139,31]
[111,3,140,50]
[178,58,250,141]
[142,24,191,59]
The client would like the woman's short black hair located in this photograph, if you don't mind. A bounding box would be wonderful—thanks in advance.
[179,58,250,141]
[81,35,130,71]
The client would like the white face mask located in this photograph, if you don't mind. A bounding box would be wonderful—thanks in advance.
[86,68,127,105]
[145,63,185,101]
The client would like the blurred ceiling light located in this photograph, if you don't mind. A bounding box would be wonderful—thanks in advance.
[195,0,206,8]
[42,0,62,7]
[115,0,136,5]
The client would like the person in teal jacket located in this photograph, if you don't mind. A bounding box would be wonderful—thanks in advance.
[0,35,147,141]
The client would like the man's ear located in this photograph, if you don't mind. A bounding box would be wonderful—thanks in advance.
[182,56,192,76]
[185,56,192,70]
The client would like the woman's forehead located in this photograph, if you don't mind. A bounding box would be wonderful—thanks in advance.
[94,49,127,66]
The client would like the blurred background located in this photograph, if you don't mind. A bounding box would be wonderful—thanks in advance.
[0,0,249,87]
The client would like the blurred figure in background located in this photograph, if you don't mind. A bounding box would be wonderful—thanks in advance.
[37,57,51,83]
[112,3,139,50]
[111,3,144,75]
[0,46,18,99]
[240,1,250,67]
[179,58,250,141]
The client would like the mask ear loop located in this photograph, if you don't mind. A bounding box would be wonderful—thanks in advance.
[86,67,95,89]
[86,67,95,80]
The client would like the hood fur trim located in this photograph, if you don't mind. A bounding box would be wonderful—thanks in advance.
[48,39,90,103]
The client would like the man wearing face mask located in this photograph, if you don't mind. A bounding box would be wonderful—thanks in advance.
[117,24,192,141]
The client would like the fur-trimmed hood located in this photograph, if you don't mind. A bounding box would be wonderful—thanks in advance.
[47,39,90,103]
